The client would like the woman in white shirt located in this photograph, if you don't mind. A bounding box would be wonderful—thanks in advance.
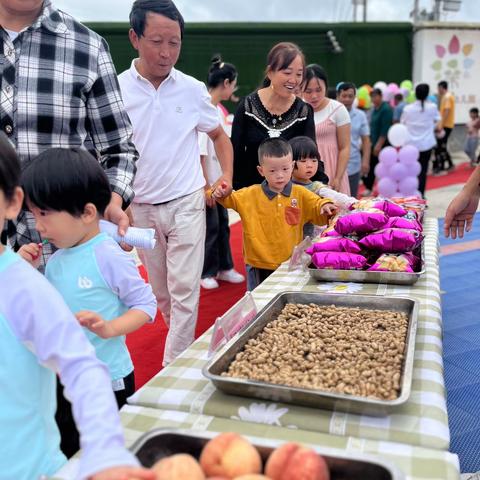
[401,83,441,196]
[199,55,245,289]
[302,64,351,194]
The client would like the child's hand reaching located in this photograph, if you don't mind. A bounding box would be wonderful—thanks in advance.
[76,310,115,339]
[320,202,337,217]
[18,242,42,269]
[211,180,230,199]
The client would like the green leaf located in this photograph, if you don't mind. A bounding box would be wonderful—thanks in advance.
[447,59,458,68]
[431,60,442,71]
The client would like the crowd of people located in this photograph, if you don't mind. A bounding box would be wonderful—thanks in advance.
[0,0,478,479]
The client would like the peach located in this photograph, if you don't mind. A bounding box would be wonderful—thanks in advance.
[200,432,262,478]
[265,443,330,480]
[152,453,205,480]
[233,476,271,480]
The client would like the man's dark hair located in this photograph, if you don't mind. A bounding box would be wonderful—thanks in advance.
[371,88,383,97]
[438,80,448,90]
[336,81,356,94]
[130,0,185,39]
[258,138,292,165]
[394,93,404,102]
[0,133,20,201]
[470,107,479,115]
[22,149,112,217]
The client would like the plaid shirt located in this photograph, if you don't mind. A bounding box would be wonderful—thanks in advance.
[2,1,138,263]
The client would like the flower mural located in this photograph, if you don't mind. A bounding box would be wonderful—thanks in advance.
[431,35,474,87]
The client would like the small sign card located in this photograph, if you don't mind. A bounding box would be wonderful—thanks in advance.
[208,292,258,357]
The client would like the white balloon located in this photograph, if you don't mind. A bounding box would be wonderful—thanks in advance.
[387,124,410,148]
[373,81,387,94]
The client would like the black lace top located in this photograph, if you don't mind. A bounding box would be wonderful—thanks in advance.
[231,91,316,189]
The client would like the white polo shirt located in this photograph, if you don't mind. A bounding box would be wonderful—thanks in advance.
[401,100,441,152]
[118,61,220,204]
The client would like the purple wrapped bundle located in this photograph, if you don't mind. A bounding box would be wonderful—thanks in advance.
[352,199,407,217]
[306,237,362,254]
[311,252,367,270]
[334,208,388,235]
[368,252,419,273]
[359,228,423,253]
[383,216,423,232]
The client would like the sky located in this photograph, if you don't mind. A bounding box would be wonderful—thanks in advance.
[53,0,480,23]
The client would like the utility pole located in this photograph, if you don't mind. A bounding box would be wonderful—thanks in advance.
[363,0,367,22]
[433,0,441,21]
[353,1,357,22]
[412,0,419,22]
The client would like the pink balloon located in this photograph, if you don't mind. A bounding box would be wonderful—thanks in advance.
[389,162,408,181]
[378,146,398,166]
[374,161,390,179]
[377,177,398,198]
[398,176,419,196]
[409,161,421,176]
[398,145,420,164]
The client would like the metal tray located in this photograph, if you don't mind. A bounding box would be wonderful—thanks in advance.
[203,292,418,416]
[307,243,425,286]
[130,428,405,480]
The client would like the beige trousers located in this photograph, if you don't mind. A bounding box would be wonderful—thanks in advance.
[131,188,206,365]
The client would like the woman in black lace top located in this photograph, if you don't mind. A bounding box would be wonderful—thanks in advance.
[231,42,325,189]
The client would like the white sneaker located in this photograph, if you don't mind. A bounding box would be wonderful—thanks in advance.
[200,277,219,289]
[217,269,245,283]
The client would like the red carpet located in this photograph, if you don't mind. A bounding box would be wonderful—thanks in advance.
[126,222,246,389]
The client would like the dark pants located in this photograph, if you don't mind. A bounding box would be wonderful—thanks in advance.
[202,203,234,278]
[55,370,135,458]
[418,149,433,196]
[246,265,274,291]
[348,171,361,198]
[434,127,453,171]
[362,152,379,191]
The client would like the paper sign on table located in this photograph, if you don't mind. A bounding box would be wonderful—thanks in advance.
[208,292,257,357]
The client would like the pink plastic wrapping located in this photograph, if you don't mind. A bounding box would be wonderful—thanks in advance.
[334,208,388,235]
[383,216,423,232]
[368,252,420,273]
[359,228,423,253]
[352,199,407,217]
[311,252,367,270]
[306,237,362,254]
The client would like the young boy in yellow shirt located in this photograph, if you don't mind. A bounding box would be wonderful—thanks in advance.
[213,138,336,290]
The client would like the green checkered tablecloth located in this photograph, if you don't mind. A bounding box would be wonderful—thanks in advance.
[128,218,449,450]
[53,406,460,480]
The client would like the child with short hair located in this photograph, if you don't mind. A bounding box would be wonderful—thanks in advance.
[19,148,157,457]
[0,134,154,480]
[289,136,357,237]
[213,138,336,289]
[465,107,480,166]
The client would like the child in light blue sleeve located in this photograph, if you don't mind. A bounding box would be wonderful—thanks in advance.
[0,133,154,480]
[19,148,157,457]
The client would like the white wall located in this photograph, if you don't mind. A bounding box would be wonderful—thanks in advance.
[413,25,480,124]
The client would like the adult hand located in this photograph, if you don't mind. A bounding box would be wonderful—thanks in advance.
[444,191,480,239]
[361,159,370,177]
[204,184,216,208]
[89,466,155,480]
[329,178,341,192]
[76,310,114,339]
[104,193,132,251]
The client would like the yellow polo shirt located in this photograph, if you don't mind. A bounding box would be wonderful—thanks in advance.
[217,181,332,270]
[440,92,455,129]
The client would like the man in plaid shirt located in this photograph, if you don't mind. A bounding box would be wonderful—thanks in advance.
[1,0,138,267]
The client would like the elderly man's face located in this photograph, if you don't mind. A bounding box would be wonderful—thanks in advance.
[129,12,182,87]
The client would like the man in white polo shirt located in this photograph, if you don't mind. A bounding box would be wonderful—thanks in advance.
[118,0,233,365]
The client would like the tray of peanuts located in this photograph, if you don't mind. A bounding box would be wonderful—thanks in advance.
[203,291,418,416]
[131,428,405,479]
